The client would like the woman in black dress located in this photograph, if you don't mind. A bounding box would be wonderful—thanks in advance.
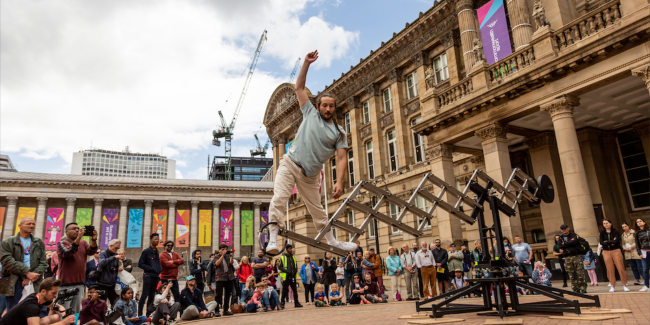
[321,251,337,297]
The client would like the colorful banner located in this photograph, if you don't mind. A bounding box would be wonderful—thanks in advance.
[175,210,190,247]
[101,209,119,249]
[152,209,168,247]
[478,0,512,64]
[15,207,36,235]
[0,207,6,238]
[198,210,211,246]
[220,210,233,246]
[75,208,93,242]
[261,211,269,245]
[45,208,65,250]
[241,210,253,246]
[127,209,144,248]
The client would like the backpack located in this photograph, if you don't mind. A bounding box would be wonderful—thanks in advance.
[344,259,355,273]
[576,235,591,255]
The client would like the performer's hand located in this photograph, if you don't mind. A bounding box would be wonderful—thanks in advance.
[332,182,343,199]
[305,50,318,64]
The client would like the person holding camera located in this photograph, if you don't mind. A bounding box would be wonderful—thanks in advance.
[152,281,181,324]
[0,277,76,325]
[78,286,108,325]
[96,239,123,307]
[213,244,236,316]
[56,222,99,314]
[159,241,184,303]
[137,233,162,316]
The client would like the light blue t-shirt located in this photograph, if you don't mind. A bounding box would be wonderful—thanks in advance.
[20,237,32,268]
[287,102,348,178]
[512,243,532,263]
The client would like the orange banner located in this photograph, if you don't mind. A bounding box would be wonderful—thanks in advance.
[152,209,168,247]
[175,210,190,247]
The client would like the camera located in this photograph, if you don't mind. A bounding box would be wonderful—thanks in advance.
[54,287,79,318]
[83,225,95,237]
[95,290,106,296]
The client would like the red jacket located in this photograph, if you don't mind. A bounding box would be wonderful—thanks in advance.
[237,263,253,283]
[159,251,184,280]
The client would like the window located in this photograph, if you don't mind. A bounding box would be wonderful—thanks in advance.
[330,157,337,186]
[348,150,355,186]
[366,141,375,180]
[531,230,546,244]
[617,129,650,209]
[344,113,351,133]
[332,226,338,240]
[368,217,376,239]
[383,88,392,112]
[411,117,425,163]
[406,71,419,99]
[387,130,398,172]
[433,53,449,83]
[362,101,370,124]
[389,203,401,234]
[415,195,431,228]
[347,210,356,241]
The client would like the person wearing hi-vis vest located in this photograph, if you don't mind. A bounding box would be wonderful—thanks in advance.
[278,244,302,308]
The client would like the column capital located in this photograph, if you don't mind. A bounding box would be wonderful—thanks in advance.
[93,198,104,205]
[540,95,579,121]
[233,201,242,207]
[523,132,557,150]
[119,198,130,207]
[455,0,475,11]
[254,201,262,207]
[212,200,221,208]
[366,83,380,97]
[37,197,49,205]
[144,199,154,207]
[475,122,507,142]
[425,144,454,160]
[191,200,200,207]
[633,120,650,137]
[386,68,403,84]
[631,65,650,89]
[168,200,177,208]
[7,196,19,205]
[65,197,77,205]
[346,96,360,110]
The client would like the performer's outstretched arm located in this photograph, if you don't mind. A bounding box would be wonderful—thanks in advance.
[295,50,318,108]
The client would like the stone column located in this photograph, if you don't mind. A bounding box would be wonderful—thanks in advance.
[540,95,600,244]
[456,0,480,70]
[475,123,523,239]
[3,196,19,239]
[524,133,573,253]
[64,198,77,228]
[234,201,242,254]
[34,197,48,239]
[278,137,286,158]
[426,144,464,247]
[211,201,221,254]
[167,200,177,243]
[367,83,388,175]
[253,201,262,254]
[118,199,129,246]
[190,200,199,254]
[507,0,534,51]
[143,199,154,244]
[92,198,104,230]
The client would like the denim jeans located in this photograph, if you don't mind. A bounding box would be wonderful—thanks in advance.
[125,316,148,325]
[337,279,345,288]
[518,262,533,278]
[240,285,248,304]
[641,253,650,287]
[263,290,280,308]
[628,259,644,281]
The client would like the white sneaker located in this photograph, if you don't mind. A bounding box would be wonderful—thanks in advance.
[639,286,649,292]
[623,285,630,292]
[266,241,280,255]
[608,283,611,287]
[329,239,357,252]
[609,287,615,293]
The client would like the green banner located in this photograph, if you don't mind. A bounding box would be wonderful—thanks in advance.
[76,208,93,242]
[241,210,253,246]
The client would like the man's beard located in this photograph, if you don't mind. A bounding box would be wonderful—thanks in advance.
[318,111,332,121]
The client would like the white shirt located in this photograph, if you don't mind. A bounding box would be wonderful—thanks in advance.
[415,250,436,268]
[401,251,417,268]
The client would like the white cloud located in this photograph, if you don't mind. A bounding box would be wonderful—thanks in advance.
[1,0,357,171]
[175,170,183,179]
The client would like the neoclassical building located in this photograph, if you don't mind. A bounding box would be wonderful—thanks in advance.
[264,0,650,263]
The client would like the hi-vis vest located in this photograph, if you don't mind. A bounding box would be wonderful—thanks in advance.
[280,255,297,281]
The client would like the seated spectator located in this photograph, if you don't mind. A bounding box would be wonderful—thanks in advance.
[179,276,218,320]
[531,262,553,287]
[328,283,345,306]
[113,286,147,325]
[240,276,256,305]
[246,283,265,312]
[261,276,283,311]
[79,286,108,325]
[0,277,76,325]
[152,281,181,324]
[314,284,330,307]
[450,269,469,291]
[348,274,371,305]
[363,273,388,303]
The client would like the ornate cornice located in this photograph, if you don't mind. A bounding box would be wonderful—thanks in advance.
[426,143,454,160]
[540,95,579,121]
[631,65,650,86]
[366,83,381,97]
[37,197,48,204]
[380,112,395,130]
[455,0,474,11]
[475,123,507,142]
[387,68,403,84]
[523,132,557,150]
[403,99,421,117]
[119,198,130,206]
[346,96,360,110]
[65,197,77,205]
[439,29,460,50]
[360,124,372,139]
[470,155,485,166]
[93,197,104,205]
[7,196,19,205]
[411,51,424,68]
[168,199,177,208]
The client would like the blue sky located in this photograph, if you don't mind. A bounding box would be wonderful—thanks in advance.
[1,0,435,179]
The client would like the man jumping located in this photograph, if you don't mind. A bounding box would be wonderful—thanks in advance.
[266,50,356,254]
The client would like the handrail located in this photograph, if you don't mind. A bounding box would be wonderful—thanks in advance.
[554,0,622,50]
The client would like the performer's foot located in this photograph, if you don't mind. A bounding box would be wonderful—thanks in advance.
[328,238,357,252]
[266,224,281,254]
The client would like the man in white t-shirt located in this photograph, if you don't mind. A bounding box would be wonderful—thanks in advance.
[512,236,533,277]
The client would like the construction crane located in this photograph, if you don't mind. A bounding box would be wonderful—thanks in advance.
[288,57,301,83]
[212,30,267,180]
[250,133,270,157]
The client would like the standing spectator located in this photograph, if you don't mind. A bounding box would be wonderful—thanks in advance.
[471,241,483,266]
[558,224,587,293]
[431,239,449,294]
[79,286,108,325]
[355,241,364,257]
[122,254,133,273]
[635,218,650,291]
[412,242,423,298]
[366,247,384,294]
[552,235,568,287]
[400,243,419,301]
[354,251,363,278]
[342,252,357,302]
[55,222,99,315]
[84,251,100,288]
[251,250,269,283]
[159,240,184,302]
[460,244,472,278]
[582,247,598,286]
[385,246,402,301]
[213,244,236,316]
[600,219,629,292]
[189,250,206,292]
[621,222,643,286]
[512,236,533,277]
[113,286,147,325]
[268,259,280,291]
[236,256,253,302]
[137,233,162,316]
[278,244,302,308]
[43,251,55,279]
[97,239,123,306]
[180,275,218,320]
[152,281,181,324]
[320,252,337,297]
[0,217,48,310]
[335,262,345,289]
[300,255,318,305]
[415,241,436,298]
[447,244,463,277]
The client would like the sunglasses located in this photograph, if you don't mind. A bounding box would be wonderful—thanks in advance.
[305,258,310,259]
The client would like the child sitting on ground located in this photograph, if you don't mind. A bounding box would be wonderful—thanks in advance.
[314,284,330,307]
[328,283,345,306]
[450,269,469,298]
[247,283,265,313]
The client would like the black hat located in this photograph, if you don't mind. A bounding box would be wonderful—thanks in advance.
[560,224,569,229]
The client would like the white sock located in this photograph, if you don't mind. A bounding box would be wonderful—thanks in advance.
[324,230,338,244]
[269,224,279,243]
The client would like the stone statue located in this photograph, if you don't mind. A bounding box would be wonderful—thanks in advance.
[472,38,486,64]
[532,0,549,30]
[425,66,435,90]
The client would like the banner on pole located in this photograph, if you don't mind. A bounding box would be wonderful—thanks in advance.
[220,210,233,246]
[75,208,93,242]
[15,207,36,235]
[45,208,65,250]
[152,209,168,247]
[0,207,5,238]
[198,210,211,246]
[478,0,512,64]
[127,209,143,248]
[101,209,119,249]
[175,210,190,247]
[260,211,269,245]
[241,210,253,246]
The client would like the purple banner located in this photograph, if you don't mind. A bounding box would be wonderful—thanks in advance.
[478,0,512,64]
[261,211,269,245]
[101,209,119,249]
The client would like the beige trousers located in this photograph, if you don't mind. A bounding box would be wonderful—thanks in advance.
[602,249,628,286]
[389,274,402,300]
[269,155,328,232]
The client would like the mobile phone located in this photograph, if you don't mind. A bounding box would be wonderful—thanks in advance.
[83,226,95,236]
